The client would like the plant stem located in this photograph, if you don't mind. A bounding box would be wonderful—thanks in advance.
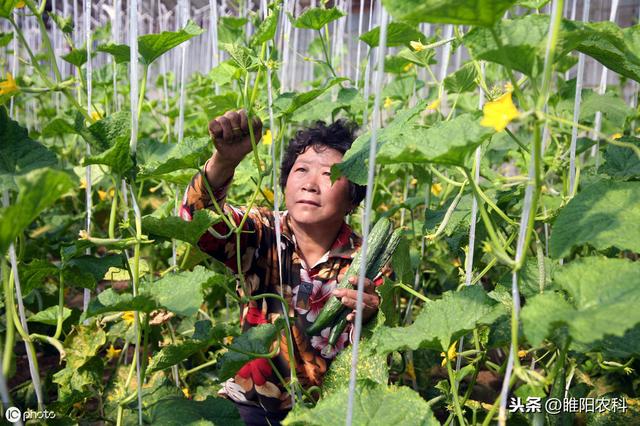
[446,358,467,426]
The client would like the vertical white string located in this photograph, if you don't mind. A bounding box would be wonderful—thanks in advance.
[455,62,485,372]
[354,0,365,88]
[346,4,387,425]
[569,0,590,196]
[498,1,562,424]
[83,0,93,318]
[177,0,189,143]
[591,0,619,169]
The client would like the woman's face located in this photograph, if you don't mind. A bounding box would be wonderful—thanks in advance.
[284,146,353,229]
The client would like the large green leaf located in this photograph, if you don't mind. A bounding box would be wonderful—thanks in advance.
[84,137,133,177]
[283,381,439,426]
[141,266,218,316]
[444,62,479,94]
[0,107,58,192]
[603,137,640,180]
[28,306,72,326]
[63,254,124,290]
[464,15,584,77]
[137,137,211,179]
[97,43,131,64]
[0,32,12,47]
[549,180,640,258]
[64,322,107,369]
[333,101,428,185]
[84,288,159,318]
[575,23,640,84]
[371,285,504,353]
[274,77,347,117]
[215,320,284,381]
[0,0,20,18]
[522,257,640,347]
[146,396,243,426]
[146,322,236,374]
[359,22,427,48]
[139,20,204,65]
[0,169,75,255]
[62,48,89,67]
[382,0,517,26]
[250,2,280,47]
[290,7,345,31]
[142,209,220,246]
[384,113,490,174]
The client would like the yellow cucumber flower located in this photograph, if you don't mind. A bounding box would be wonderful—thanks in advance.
[440,342,458,367]
[122,311,135,325]
[403,62,414,72]
[480,91,520,132]
[15,0,26,8]
[106,344,122,362]
[0,73,19,97]
[384,97,394,109]
[410,40,426,52]
[426,98,441,111]
[611,133,623,140]
[431,182,442,196]
[263,129,272,145]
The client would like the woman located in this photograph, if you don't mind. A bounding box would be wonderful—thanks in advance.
[180,109,382,425]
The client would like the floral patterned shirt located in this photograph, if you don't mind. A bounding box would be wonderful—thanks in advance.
[180,170,370,413]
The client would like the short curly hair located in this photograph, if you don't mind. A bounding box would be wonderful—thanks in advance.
[280,120,366,211]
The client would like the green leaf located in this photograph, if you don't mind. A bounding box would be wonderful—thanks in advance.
[28,306,72,325]
[579,91,632,129]
[444,62,479,94]
[63,254,124,290]
[83,111,134,176]
[322,338,388,397]
[464,15,584,77]
[215,320,283,381]
[382,0,517,26]
[371,285,504,353]
[137,136,211,179]
[0,169,75,255]
[146,322,236,374]
[274,77,347,117]
[283,381,439,426]
[397,46,437,68]
[84,137,134,177]
[250,2,280,47]
[603,137,640,180]
[359,22,427,48]
[0,0,20,19]
[142,266,218,316]
[62,48,89,67]
[382,75,424,99]
[208,61,242,86]
[575,22,640,84]
[41,117,77,138]
[84,288,159,318]
[424,194,474,236]
[97,42,131,64]
[142,209,220,246]
[49,12,73,34]
[522,257,640,347]
[138,20,204,66]
[516,0,549,8]
[496,257,557,299]
[146,396,243,426]
[0,106,58,192]
[64,322,107,369]
[0,32,12,47]
[20,259,59,296]
[52,357,103,409]
[549,180,640,258]
[338,112,492,185]
[290,7,345,31]
[222,43,256,71]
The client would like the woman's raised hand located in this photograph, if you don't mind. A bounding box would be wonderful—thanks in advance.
[208,109,263,167]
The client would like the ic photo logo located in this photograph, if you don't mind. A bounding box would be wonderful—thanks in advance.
[5,406,21,423]
[4,406,56,423]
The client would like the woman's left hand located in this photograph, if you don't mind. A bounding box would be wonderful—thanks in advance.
[333,276,380,323]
